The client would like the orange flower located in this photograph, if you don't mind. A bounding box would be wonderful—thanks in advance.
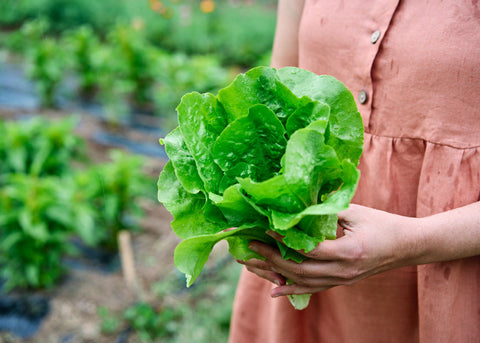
[150,0,163,12]
[200,0,215,13]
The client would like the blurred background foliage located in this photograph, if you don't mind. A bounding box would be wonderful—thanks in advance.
[0,1,277,341]
[0,0,277,129]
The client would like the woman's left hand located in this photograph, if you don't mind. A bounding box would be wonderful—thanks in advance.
[238,204,424,297]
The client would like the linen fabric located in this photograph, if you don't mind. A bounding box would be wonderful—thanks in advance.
[229,1,480,342]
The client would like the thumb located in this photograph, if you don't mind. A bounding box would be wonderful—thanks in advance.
[337,203,364,229]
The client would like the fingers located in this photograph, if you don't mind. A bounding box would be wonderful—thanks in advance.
[270,283,332,297]
[242,241,362,297]
[239,257,343,296]
[337,203,370,229]
[248,241,339,278]
[264,231,355,261]
[237,258,286,286]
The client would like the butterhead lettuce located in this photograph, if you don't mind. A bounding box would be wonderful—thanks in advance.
[157,66,364,310]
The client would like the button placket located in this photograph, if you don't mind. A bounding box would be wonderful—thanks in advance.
[358,0,400,131]
[358,31,382,107]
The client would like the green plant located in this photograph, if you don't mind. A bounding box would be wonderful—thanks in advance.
[0,174,77,290]
[153,53,232,129]
[76,150,153,251]
[124,302,180,342]
[151,258,242,343]
[0,117,85,181]
[210,3,277,66]
[149,1,276,67]
[0,0,39,27]
[157,66,364,309]
[85,43,130,124]
[106,25,158,109]
[98,302,181,342]
[0,117,156,290]
[2,17,50,53]
[29,0,122,35]
[62,25,103,98]
[25,36,66,107]
[97,306,121,334]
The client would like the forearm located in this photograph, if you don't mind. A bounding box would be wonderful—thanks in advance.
[412,201,480,265]
[270,0,305,68]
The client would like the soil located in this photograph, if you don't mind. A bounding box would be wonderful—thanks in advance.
[0,107,228,343]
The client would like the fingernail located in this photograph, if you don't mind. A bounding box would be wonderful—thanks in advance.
[271,291,281,298]
[248,242,258,252]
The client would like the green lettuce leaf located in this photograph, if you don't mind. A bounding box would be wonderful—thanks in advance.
[157,66,364,310]
[276,67,363,165]
[177,92,228,194]
[174,226,275,287]
[212,104,287,182]
[161,127,204,194]
[285,96,330,137]
[157,161,226,239]
[217,66,300,123]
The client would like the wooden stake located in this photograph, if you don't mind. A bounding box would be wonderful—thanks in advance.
[118,231,138,292]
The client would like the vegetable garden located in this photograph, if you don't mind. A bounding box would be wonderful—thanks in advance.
[0,0,277,342]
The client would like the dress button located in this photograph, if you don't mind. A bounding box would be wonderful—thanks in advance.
[358,90,368,104]
[371,30,381,44]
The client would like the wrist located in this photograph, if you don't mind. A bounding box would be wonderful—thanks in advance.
[395,215,431,267]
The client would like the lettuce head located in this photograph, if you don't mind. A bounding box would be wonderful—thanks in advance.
[157,66,364,309]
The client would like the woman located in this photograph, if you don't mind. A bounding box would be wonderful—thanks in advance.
[229,1,480,342]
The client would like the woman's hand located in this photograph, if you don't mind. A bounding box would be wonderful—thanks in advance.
[238,204,425,297]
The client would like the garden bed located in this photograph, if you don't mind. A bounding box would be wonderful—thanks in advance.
[0,107,239,343]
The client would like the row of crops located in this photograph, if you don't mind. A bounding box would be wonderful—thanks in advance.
[0,0,276,130]
[0,116,152,290]
[0,116,242,342]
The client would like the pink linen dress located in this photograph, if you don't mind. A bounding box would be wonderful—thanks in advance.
[229,1,480,342]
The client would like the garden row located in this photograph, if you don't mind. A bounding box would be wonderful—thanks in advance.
[1,19,233,129]
[0,0,276,67]
[0,1,276,130]
[0,115,241,341]
[0,116,153,291]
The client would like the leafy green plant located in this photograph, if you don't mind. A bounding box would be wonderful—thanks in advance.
[97,306,121,334]
[149,1,276,67]
[0,117,85,181]
[25,36,66,107]
[0,0,40,28]
[211,3,277,66]
[98,302,181,342]
[0,116,156,291]
[62,25,103,99]
[75,150,153,251]
[0,174,77,290]
[157,66,364,309]
[2,17,49,54]
[151,259,242,343]
[106,25,158,110]
[25,0,122,35]
[153,53,232,129]
[124,302,180,342]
